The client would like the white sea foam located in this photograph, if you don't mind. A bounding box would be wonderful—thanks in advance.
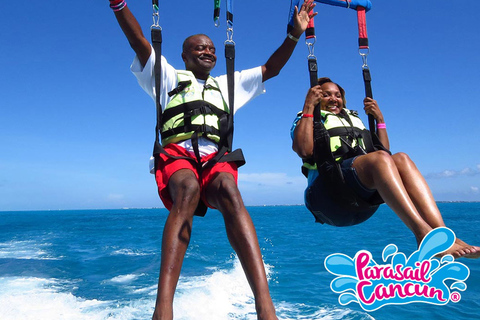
[173,258,257,319]
[169,257,365,320]
[0,259,362,320]
[108,273,144,284]
[111,248,151,256]
[0,277,153,320]
[0,240,58,260]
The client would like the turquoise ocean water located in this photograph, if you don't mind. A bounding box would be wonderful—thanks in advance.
[1,203,480,319]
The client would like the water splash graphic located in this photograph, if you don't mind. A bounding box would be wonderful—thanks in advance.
[324,228,470,311]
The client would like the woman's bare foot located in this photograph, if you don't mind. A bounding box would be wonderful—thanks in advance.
[439,239,480,259]
[454,239,480,259]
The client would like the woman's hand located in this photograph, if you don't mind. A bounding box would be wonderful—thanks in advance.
[303,85,323,114]
[363,97,384,123]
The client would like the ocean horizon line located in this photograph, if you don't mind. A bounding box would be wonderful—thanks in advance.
[1,201,479,214]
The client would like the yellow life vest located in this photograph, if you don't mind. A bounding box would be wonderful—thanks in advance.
[321,108,369,161]
[160,70,229,146]
[301,108,373,175]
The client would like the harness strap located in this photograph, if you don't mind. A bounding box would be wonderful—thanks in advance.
[226,0,233,26]
[314,0,371,11]
[356,6,368,49]
[152,34,162,150]
[150,6,204,167]
[202,18,238,171]
[362,67,376,134]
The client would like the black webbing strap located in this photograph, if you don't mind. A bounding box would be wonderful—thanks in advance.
[362,64,376,135]
[308,58,318,89]
[151,26,163,159]
[202,42,237,170]
[305,33,344,182]
[150,20,198,165]
[152,1,161,132]
[224,42,235,151]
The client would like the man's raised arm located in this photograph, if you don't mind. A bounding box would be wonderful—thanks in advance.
[110,1,152,67]
[261,0,317,82]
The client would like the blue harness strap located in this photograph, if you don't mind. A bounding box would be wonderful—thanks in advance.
[287,0,371,31]
[226,0,233,26]
[316,0,371,11]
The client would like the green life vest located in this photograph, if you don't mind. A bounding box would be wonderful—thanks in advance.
[160,70,229,146]
[302,108,375,175]
[321,108,370,161]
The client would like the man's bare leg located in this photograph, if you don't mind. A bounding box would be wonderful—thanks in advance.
[206,172,278,320]
[153,169,200,320]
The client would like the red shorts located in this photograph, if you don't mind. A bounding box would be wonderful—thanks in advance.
[155,143,238,211]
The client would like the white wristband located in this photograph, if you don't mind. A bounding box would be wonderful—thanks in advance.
[287,33,299,42]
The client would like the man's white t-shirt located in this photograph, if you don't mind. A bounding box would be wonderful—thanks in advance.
[131,49,265,167]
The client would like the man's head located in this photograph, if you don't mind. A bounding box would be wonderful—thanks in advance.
[181,34,217,80]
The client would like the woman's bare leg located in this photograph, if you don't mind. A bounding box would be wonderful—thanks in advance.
[353,151,479,258]
[392,153,480,258]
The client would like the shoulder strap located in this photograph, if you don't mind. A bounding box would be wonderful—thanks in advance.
[201,34,238,170]
[151,26,163,159]
[150,25,197,165]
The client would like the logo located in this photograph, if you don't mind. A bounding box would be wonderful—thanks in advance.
[324,227,470,311]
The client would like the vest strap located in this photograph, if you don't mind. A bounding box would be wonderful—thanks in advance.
[167,80,192,97]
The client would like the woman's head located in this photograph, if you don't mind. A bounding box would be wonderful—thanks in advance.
[317,77,346,114]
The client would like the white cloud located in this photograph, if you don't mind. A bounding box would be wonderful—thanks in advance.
[471,186,479,193]
[425,164,480,179]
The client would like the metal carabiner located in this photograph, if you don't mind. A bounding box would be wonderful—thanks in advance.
[306,36,317,59]
[225,27,235,44]
[151,4,161,29]
[359,48,370,69]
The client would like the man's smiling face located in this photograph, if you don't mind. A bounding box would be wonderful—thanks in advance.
[182,34,217,80]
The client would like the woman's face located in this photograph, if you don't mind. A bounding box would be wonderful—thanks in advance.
[319,82,344,114]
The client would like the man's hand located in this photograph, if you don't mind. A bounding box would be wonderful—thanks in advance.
[291,0,317,37]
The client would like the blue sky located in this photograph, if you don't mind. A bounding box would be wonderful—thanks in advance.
[1,1,479,211]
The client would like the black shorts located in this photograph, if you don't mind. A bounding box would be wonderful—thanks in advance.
[341,156,377,202]
[304,157,381,226]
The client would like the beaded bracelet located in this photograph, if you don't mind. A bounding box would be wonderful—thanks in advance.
[110,0,127,12]
[377,123,386,129]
